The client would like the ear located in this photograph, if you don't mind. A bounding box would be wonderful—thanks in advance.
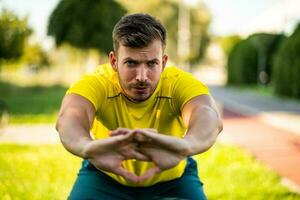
[109,51,118,72]
[162,54,168,71]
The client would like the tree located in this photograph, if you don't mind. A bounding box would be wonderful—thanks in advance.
[47,0,126,55]
[22,43,50,72]
[227,39,258,85]
[217,35,242,56]
[273,24,300,98]
[0,9,32,61]
[118,0,211,65]
[248,33,284,84]
[226,33,284,85]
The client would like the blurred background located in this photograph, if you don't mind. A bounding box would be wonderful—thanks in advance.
[0,0,300,199]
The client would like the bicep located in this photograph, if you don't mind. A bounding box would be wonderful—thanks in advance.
[181,94,220,127]
[58,93,96,128]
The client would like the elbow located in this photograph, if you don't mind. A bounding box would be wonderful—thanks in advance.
[55,112,64,133]
[201,118,222,152]
[204,118,222,150]
[217,117,223,134]
[55,112,69,145]
[55,118,60,132]
[55,115,66,145]
[205,131,219,151]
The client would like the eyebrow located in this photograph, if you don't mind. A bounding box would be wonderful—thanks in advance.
[123,57,160,63]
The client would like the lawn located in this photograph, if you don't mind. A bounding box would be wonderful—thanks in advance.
[0,81,67,124]
[0,143,299,200]
[227,84,275,97]
[0,144,81,200]
[227,84,300,103]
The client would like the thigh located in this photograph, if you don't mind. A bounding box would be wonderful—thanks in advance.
[139,157,207,200]
[68,160,135,200]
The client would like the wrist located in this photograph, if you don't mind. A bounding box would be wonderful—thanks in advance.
[182,135,199,156]
[79,138,94,159]
[183,133,217,156]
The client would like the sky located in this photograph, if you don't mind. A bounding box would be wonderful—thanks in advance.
[0,0,299,45]
[0,0,59,37]
[203,0,280,35]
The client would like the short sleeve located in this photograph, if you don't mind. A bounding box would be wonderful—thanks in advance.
[172,72,210,112]
[66,73,107,110]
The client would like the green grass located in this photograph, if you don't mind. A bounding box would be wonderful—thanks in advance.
[195,144,300,199]
[227,84,275,97]
[227,84,300,103]
[0,81,67,124]
[0,144,81,200]
[0,143,299,200]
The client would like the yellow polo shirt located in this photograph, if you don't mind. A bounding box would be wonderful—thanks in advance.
[66,64,210,187]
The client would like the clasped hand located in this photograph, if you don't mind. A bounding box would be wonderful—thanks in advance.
[83,128,191,183]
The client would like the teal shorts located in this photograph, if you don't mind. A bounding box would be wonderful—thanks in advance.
[68,157,207,200]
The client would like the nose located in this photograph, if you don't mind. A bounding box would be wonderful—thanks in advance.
[135,66,148,82]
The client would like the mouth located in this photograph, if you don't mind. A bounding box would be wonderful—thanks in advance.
[133,87,148,94]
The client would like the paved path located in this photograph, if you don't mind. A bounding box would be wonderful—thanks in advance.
[221,108,300,193]
[0,124,59,144]
[210,85,300,193]
[210,86,300,135]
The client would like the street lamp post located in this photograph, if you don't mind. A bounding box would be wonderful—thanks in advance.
[177,0,200,72]
[178,0,191,71]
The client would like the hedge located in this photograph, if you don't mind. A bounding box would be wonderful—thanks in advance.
[227,33,284,85]
[273,24,300,98]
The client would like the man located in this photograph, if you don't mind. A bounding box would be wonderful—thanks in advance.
[56,13,222,200]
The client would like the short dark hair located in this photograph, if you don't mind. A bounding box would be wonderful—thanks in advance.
[112,13,167,52]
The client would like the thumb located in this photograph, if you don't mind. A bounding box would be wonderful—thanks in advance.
[113,166,140,183]
[138,166,161,183]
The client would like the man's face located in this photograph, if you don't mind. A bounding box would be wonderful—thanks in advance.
[110,40,168,102]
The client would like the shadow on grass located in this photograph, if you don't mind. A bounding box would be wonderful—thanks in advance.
[0,81,67,117]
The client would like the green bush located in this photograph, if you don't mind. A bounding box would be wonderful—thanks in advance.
[227,33,284,85]
[273,24,300,98]
[218,35,242,56]
[227,39,258,84]
[248,33,285,84]
[0,9,31,61]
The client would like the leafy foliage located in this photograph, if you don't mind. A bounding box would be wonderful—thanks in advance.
[118,0,211,64]
[227,33,284,85]
[248,33,285,84]
[227,39,258,84]
[218,35,242,56]
[22,43,50,72]
[48,0,126,54]
[0,9,31,61]
[273,24,300,98]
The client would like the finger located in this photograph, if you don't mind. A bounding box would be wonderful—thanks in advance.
[109,129,126,136]
[114,166,139,183]
[121,130,136,141]
[138,166,161,183]
[131,150,151,161]
[132,128,156,142]
[134,132,152,142]
[110,128,132,136]
[139,132,190,155]
[118,146,151,161]
[143,128,157,133]
[135,129,162,143]
[108,132,135,146]
[139,131,180,149]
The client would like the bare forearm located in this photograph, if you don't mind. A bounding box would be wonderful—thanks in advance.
[56,108,93,158]
[183,105,223,155]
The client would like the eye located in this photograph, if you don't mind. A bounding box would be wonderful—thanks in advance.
[147,60,158,68]
[126,60,137,67]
